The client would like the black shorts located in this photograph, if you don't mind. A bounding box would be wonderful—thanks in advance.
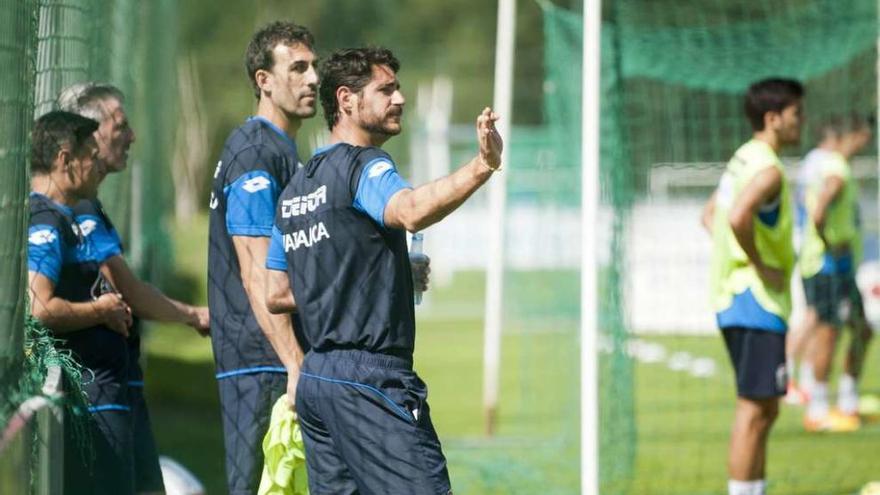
[803,273,863,327]
[721,327,787,399]
[64,379,135,495]
[128,383,164,492]
[297,349,451,495]
[217,371,287,495]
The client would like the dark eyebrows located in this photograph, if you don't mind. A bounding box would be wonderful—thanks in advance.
[289,58,316,72]
[379,79,400,91]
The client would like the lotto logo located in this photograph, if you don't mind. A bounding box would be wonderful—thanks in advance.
[29,229,57,245]
[241,176,271,193]
[78,219,97,237]
[368,160,393,178]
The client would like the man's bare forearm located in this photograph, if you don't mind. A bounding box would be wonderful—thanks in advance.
[104,256,197,325]
[30,293,105,333]
[266,269,297,314]
[813,176,846,250]
[386,157,494,232]
[730,215,765,270]
[243,267,303,370]
[29,272,107,333]
[126,279,197,323]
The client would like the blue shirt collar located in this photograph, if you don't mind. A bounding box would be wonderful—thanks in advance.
[312,142,343,157]
[247,116,298,154]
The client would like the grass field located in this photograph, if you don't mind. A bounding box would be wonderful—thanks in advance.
[143,214,879,494]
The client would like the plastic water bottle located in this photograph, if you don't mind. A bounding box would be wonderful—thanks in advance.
[410,232,426,305]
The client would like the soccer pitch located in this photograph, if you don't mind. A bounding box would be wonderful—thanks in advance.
[145,215,879,494]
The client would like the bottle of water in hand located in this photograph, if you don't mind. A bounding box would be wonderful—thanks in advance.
[410,232,426,305]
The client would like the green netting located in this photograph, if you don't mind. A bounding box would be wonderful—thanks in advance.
[0,316,92,495]
[0,0,38,389]
[1,0,179,490]
[616,1,876,93]
[33,0,178,280]
[533,1,879,493]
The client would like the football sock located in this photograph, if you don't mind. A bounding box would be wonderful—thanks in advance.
[808,381,829,421]
[728,479,766,495]
[837,373,858,415]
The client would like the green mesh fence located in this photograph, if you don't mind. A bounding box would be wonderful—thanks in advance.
[1,0,178,490]
[0,0,37,390]
[33,0,177,279]
[534,1,878,494]
[0,2,45,493]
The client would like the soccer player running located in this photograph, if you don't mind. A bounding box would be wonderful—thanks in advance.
[796,114,873,431]
[703,78,804,495]
[27,111,135,493]
[207,22,316,495]
[58,82,210,494]
[265,47,501,495]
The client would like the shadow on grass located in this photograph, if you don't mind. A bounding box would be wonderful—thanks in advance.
[143,354,227,494]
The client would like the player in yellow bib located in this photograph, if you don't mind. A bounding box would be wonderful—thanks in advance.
[792,115,873,431]
[702,78,803,495]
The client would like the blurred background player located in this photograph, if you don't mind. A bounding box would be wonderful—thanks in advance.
[703,78,804,495]
[206,21,315,495]
[27,111,135,494]
[58,81,211,494]
[782,134,823,406]
[791,114,873,431]
[265,47,501,495]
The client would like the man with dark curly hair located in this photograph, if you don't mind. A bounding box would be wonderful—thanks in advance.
[266,46,502,495]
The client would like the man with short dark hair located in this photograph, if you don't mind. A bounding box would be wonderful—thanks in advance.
[28,110,136,494]
[207,21,316,494]
[59,81,210,494]
[265,47,502,494]
[703,78,804,495]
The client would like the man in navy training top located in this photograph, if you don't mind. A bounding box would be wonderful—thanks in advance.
[58,81,210,495]
[206,21,318,495]
[207,23,430,494]
[265,47,502,495]
[27,111,135,494]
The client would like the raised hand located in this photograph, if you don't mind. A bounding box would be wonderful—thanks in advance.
[477,107,502,170]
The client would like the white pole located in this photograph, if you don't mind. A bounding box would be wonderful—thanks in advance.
[483,0,516,436]
[581,0,601,493]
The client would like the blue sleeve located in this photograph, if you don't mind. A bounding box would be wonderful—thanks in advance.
[266,225,288,272]
[78,214,123,262]
[28,225,63,284]
[352,157,412,227]
[225,170,279,236]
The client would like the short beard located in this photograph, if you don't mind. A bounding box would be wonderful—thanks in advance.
[361,119,401,137]
[360,108,403,137]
